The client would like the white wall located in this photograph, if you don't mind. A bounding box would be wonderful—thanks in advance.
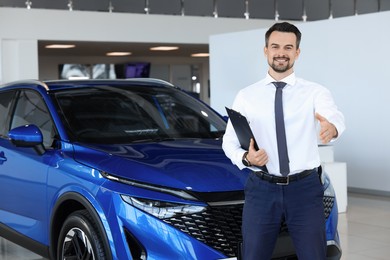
[0,8,272,44]
[1,39,38,82]
[210,11,390,194]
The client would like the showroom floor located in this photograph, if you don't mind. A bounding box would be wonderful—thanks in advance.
[0,192,389,260]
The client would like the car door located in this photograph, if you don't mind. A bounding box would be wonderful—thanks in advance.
[0,89,56,244]
[0,89,14,165]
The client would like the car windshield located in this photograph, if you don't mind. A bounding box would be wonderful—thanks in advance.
[53,84,226,144]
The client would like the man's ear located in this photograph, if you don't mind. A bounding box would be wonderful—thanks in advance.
[295,48,301,60]
[264,46,268,57]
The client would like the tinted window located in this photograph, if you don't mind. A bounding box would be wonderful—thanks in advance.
[53,85,226,144]
[0,91,14,137]
[11,90,56,147]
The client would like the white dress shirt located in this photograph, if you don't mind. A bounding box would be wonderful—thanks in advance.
[222,72,345,176]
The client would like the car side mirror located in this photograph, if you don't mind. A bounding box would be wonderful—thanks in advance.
[8,124,45,155]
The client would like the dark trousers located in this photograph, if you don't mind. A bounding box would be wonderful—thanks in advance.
[242,169,326,260]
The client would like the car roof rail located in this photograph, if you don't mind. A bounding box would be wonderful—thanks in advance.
[1,78,176,91]
[44,78,175,87]
[1,79,49,91]
[126,77,175,87]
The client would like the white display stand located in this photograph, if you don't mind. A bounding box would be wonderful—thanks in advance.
[319,146,347,213]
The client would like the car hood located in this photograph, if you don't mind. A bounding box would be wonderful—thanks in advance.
[72,139,248,192]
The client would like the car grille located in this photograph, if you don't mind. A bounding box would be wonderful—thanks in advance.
[323,196,335,219]
[163,196,335,257]
[164,203,242,257]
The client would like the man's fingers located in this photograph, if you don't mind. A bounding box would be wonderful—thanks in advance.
[315,113,326,122]
[247,139,269,166]
[249,138,255,151]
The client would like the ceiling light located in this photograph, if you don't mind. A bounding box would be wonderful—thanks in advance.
[45,44,76,49]
[150,46,179,51]
[106,52,132,56]
[191,53,209,57]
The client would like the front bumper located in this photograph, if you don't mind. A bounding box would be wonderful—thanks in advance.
[103,182,340,259]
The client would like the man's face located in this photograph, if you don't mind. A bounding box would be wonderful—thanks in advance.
[264,31,300,74]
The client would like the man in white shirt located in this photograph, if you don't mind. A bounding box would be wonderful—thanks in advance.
[222,22,345,260]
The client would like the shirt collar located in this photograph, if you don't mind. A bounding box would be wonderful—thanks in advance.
[265,72,296,87]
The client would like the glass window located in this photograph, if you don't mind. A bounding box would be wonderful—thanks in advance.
[0,91,15,137]
[53,85,226,144]
[11,90,56,147]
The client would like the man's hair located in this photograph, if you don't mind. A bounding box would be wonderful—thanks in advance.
[265,22,302,48]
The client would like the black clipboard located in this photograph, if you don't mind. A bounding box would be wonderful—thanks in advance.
[225,107,258,150]
[225,107,268,172]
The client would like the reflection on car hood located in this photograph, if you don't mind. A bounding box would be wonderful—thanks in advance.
[72,139,247,192]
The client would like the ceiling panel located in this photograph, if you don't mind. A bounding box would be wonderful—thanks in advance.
[0,0,388,20]
[149,0,182,15]
[279,0,304,21]
[184,0,214,17]
[217,0,246,18]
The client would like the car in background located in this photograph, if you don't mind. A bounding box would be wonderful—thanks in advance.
[0,79,341,259]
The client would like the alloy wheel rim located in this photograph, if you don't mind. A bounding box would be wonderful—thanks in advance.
[62,227,95,260]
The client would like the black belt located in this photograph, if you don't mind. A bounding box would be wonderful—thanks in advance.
[253,169,314,185]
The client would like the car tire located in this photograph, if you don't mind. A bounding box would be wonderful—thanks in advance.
[57,209,107,260]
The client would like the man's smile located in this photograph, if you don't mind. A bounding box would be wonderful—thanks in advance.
[274,57,289,62]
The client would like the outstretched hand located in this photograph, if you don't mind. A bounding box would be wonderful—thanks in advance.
[246,138,268,167]
[316,113,338,144]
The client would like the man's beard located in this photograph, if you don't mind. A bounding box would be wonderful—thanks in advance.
[270,58,294,73]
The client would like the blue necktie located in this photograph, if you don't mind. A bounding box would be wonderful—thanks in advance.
[273,82,290,176]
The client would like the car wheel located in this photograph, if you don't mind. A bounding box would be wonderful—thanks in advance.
[57,210,107,260]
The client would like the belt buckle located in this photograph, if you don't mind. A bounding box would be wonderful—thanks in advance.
[276,176,289,185]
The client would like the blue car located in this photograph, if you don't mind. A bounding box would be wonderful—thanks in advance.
[0,79,341,260]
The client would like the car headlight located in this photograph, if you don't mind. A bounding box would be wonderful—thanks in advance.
[101,171,199,201]
[121,195,206,219]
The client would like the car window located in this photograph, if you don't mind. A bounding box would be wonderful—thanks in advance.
[0,90,15,138]
[10,90,56,148]
[154,93,219,134]
[53,85,226,144]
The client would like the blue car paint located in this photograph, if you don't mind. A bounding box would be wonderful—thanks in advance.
[44,141,233,259]
[8,124,43,144]
[72,140,247,192]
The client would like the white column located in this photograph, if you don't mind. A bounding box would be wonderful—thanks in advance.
[0,39,38,84]
[319,145,348,213]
